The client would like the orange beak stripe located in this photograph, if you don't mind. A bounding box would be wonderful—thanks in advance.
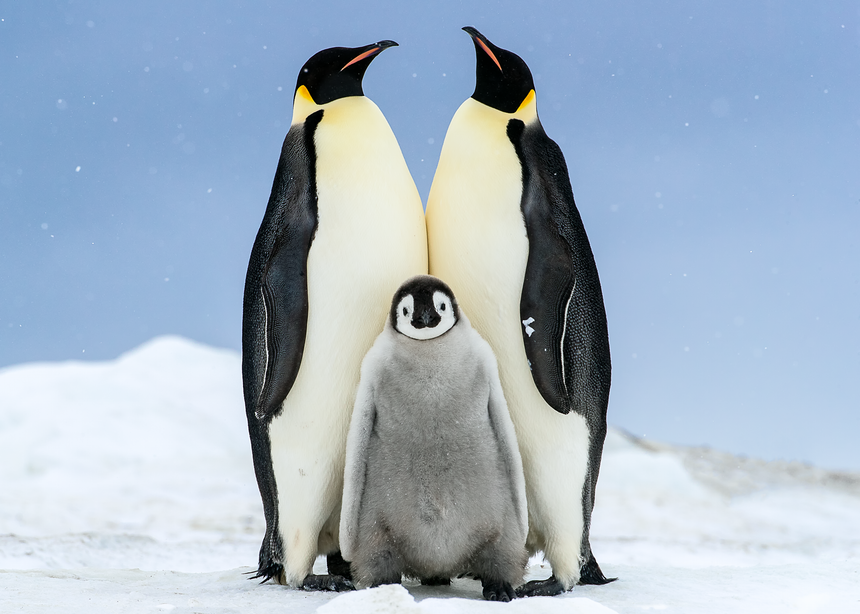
[476,37,502,72]
[341,47,380,71]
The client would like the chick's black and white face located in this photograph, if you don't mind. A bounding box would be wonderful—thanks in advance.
[394,289,458,340]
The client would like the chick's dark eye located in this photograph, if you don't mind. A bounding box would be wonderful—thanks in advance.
[402,307,408,316]
[440,303,446,311]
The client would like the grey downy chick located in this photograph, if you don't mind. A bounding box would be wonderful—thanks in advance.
[340,275,528,601]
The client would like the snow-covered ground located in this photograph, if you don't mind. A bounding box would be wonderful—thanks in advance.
[1,336,858,612]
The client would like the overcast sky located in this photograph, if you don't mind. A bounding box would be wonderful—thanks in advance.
[2,1,859,470]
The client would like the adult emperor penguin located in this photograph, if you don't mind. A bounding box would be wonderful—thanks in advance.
[242,41,427,590]
[341,276,528,601]
[425,27,613,596]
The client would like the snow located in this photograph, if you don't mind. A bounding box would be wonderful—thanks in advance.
[1,336,858,612]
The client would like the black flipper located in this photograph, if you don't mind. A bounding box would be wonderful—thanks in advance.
[242,110,324,582]
[507,118,611,419]
[515,575,566,598]
[507,118,613,583]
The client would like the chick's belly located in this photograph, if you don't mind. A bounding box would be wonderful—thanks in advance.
[369,436,506,559]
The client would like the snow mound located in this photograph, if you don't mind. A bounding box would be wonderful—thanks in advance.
[0,335,261,569]
[592,429,860,568]
[1,335,858,612]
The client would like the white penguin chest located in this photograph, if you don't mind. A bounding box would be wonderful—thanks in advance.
[312,97,425,271]
[278,97,426,422]
[426,99,528,347]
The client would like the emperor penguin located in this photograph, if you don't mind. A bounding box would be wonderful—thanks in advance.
[424,28,613,596]
[340,275,529,602]
[242,41,427,590]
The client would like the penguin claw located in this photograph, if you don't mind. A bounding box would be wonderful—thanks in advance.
[300,574,356,592]
[482,580,517,601]
[515,575,566,598]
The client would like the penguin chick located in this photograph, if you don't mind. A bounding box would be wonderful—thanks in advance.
[340,275,528,602]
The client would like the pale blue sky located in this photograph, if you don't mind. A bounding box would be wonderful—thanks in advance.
[2,1,859,469]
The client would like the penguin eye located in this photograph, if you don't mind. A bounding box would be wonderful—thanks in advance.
[440,303,446,312]
[402,307,408,316]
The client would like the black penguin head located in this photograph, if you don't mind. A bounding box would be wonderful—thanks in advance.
[463,27,535,114]
[390,276,460,341]
[295,40,398,105]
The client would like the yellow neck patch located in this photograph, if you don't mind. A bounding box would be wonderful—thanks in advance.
[292,85,321,125]
[517,89,536,113]
[512,89,538,124]
[296,85,315,104]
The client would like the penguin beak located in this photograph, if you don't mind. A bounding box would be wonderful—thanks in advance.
[341,40,399,71]
[463,26,502,72]
[413,308,441,329]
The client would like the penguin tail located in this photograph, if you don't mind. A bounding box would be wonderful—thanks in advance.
[247,560,285,584]
[247,529,286,583]
[578,552,617,585]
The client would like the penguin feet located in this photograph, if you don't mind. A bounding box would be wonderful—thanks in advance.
[326,551,353,580]
[578,553,617,585]
[420,576,451,586]
[300,574,355,592]
[515,575,565,597]
[482,579,517,602]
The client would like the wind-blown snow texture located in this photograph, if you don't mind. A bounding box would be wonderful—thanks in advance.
[1,337,858,612]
